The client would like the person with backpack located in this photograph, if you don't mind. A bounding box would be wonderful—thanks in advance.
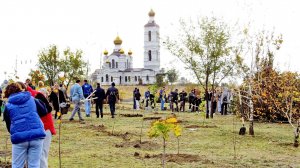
[106,82,119,118]
[94,83,106,118]
[82,80,93,117]
[3,82,47,168]
[69,80,85,121]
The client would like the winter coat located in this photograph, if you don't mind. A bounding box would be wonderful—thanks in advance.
[106,86,119,103]
[94,87,106,103]
[82,83,93,98]
[49,90,66,112]
[4,91,46,144]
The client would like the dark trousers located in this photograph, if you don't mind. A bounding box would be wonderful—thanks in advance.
[171,101,178,112]
[109,102,116,117]
[221,103,228,115]
[180,101,185,112]
[145,99,149,107]
[96,101,103,118]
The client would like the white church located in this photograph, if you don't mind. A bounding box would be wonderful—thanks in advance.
[91,9,162,85]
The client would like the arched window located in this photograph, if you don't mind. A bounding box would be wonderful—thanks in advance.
[108,62,111,68]
[146,75,149,81]
[106,74,109,82]
[125,76,128,82]
[119,76,122,84]
[101,77,103,82]
[148,31,151,41]
[112,59,115,68]
[126,59,129,68]
[135,76,137,82]
[116,62,118,68]
[148,50,152,61]
[111,76,113,82]
[128,76,131,82]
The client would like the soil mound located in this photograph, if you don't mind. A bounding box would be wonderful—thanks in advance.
[145,153,212,164]
[120,114,143,117]
[115,140,160,150]
[143,117,161,120]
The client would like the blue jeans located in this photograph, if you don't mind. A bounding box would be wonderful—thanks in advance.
[84,100,91,115]
[160,98,165,110]
[40,130,52,168]
[12,139,44,168]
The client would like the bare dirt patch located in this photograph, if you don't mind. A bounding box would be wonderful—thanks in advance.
[115,140,160,150]
[143,117,162,120]
[83,124,106,131]
[144,153,212,164]
[120,114,143,117]
[185,125,217,128]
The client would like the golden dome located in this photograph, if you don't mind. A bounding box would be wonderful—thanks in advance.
[128,49,132,56]
[114,35,122,45]
[119,48,124,54]
[148,9,155,17]
[103,49,108,55]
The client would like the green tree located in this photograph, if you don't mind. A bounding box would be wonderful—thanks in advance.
[166,68,179,85]
[164,16,236,118]
[60,48,86,90]
[37,45,60,85]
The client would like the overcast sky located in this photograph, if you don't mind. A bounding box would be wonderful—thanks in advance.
[0,0,299,82]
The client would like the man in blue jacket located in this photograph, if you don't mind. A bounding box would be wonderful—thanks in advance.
[82,80,93,117]
[69,80,84,121]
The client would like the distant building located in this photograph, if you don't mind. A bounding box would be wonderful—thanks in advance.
[91,9,162,85]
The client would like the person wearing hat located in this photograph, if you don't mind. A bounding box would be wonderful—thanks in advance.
[105,82,119,118]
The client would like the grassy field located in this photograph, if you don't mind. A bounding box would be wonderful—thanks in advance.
[0,103,299,168]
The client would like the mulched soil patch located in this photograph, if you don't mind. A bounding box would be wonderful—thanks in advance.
[115,140,160,150]
[185,125,217,128]
[82,124,106,131]
[0,160,11,168]
[143,117,162,120]
[120,114,143,117]
[143,153,213,164]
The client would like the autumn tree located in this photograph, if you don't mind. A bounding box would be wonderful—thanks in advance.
[28,69,45,85]
[37,45,60,85]
[59,48,86,90]
[164,16,236,118]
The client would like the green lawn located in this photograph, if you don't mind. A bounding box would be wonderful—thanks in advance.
[0,104,299,168]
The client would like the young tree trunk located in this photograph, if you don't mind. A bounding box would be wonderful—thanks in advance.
[294,119,300,147]
[162,138,166,168]
[248,84,254,136]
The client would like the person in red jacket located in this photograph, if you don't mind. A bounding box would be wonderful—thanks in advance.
[23,82,56,168]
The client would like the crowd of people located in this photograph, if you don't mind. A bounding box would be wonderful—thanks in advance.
[0,79,119,168]
[0,77,233,167]
[132,86,233,115]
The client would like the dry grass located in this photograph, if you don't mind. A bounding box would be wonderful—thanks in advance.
[0,104,299,168]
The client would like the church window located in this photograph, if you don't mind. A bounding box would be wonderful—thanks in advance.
[148,31,151,41]
[108,62,111,68]
[126,59,129,69]
[116,62,118,68]
[125,76,128,82]
[106,74,109,82]
[111,76,113,82]
[135,76,137,82]
[146,75,149,81]
[119,76,122,84]
[112,59,115,68]
[101,77,103,83]
[128,76,131,82]
[148,50,152,61]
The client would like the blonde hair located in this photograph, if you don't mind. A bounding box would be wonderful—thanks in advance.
[38,81,44,88]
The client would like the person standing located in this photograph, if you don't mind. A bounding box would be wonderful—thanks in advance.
[179,90,187,112]
[59,84,68,100]
[94,83,106,118]
[145,88,150,109]
[135,89,141,110]
[3,83,47,168]
[188,90,195,112]
[171,89,179,112]
[38,81,49,98]
[82,80,93,117]
[49,83,66,119]
[69,80,85,121]
[133,88,137,110]
[26,78,36,90]
[106,82,119,118]
[159,87,166,110]
[221,87,230,115]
